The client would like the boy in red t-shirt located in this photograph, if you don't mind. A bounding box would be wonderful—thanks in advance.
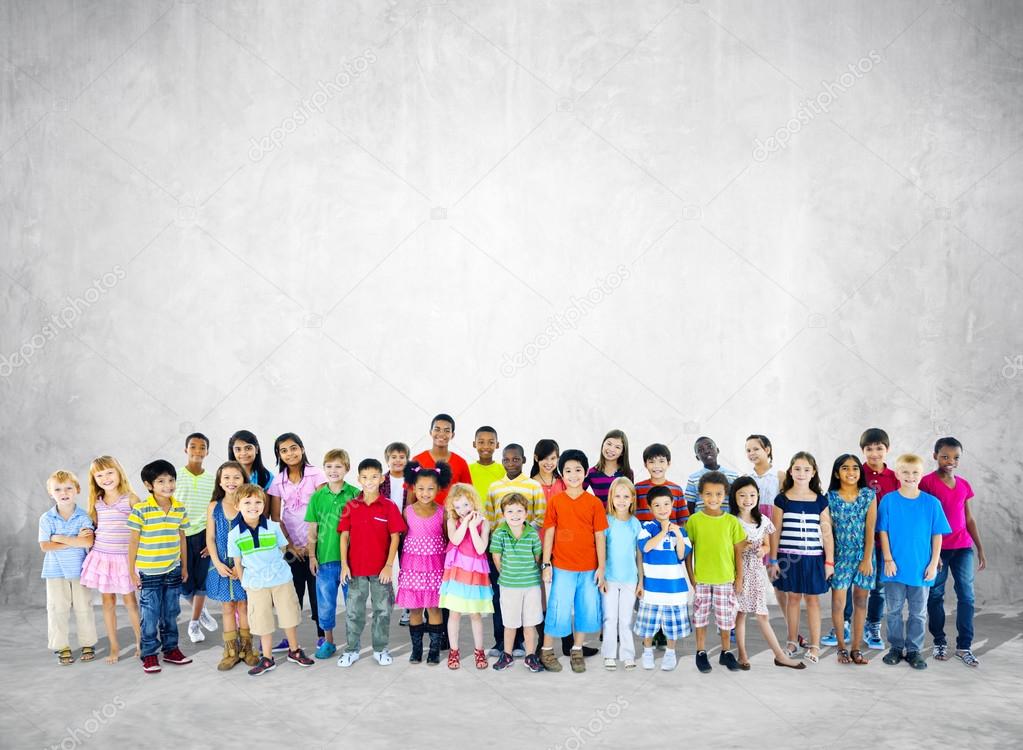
[539,449,608,674]
[336,459,406,668]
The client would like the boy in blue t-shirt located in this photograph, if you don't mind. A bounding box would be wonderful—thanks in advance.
[876,454,951,670]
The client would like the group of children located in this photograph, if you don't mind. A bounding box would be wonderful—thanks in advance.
[39,416,985,677]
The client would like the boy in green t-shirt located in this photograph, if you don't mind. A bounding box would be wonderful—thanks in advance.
[305,449,359,659]
[685,472,746,674]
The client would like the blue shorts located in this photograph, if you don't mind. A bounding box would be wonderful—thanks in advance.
[544,567,602,638]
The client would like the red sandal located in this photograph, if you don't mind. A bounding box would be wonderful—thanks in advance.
[474,648,489,670]
[447,648,461,670]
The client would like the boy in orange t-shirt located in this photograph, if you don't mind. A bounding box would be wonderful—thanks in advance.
[539,449,608,674]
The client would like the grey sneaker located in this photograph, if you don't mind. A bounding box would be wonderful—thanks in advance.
[955,649,979,667]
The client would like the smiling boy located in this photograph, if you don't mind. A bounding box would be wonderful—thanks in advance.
[635,443,689,525]
[684,437,739,514]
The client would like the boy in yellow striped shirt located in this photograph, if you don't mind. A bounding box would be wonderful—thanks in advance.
[127,459,193,673]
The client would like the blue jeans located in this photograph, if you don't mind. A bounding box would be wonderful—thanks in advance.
[139,567,182,657]
[843,547,884,623]
[927,547,975,650]
[315,561,349,632]
[883,581,927,653]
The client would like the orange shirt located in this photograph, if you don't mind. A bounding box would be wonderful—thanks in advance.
[543,490,609,571]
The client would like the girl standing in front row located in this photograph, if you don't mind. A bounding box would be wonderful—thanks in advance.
[601,477,643,670]
[438,484,494,670]
[79,456,141,663]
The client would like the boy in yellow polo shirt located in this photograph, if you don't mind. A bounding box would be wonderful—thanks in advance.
[127,459,192,674]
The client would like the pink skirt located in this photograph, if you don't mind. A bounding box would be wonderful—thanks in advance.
[80,550,135,595]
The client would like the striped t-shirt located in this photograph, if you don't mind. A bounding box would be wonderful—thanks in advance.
[775,494,829,556]
[38,506,94,579]
[92,495,133,554]
[126,497,190,574]
[177,466,215,536]
[635,479,690,525]
[486,474,547,528]
[227,517,292,590]
[488,524,542,588]
[584,467,628,507]
[685,466,740,512]
[636,521,690,605]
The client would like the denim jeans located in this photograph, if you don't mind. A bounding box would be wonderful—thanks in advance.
[883,581,927,653]
[315,561,349,631]
[927,547,975,650]
[345,575,393,652]
[139,567,182,657]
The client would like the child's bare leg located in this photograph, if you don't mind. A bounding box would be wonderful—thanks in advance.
[851,587,868,651]
[757,613,800,665]
[324,628,334,645]
[643,637,654,649]
[719,628,730,652]
[807,595,821,653]
[191,593,205,622]
[695,626,707,652]
[503,627,515,654]
[409,608,425,627]
[283,626,300,651]
[447,611,462,649]
[470,614,484,651]
[222,601,235,630]
[572,631,585,649]
[123,592,141,657]
[786,593,802,644]
[832,588,848,651]
[735,611,748,663]
[102,594,119,663]
[260,634,273,658]
[524,625,537,654]
[237,603,250,630]
[775,589,789,630]
[426,607,442,626]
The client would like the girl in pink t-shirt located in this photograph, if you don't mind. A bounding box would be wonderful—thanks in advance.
[268,432,326,647]
[79,456,142,663]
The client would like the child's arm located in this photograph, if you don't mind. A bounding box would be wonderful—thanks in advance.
[635,547,644,598]
[684,544,695,584]
[924,533,942,581]
[964,503,986,571]
[306,521,319,575]
[594,529,606,590]
[859,499,877,577]
[733,542,745,595]
[448,516,471,545]
[820,507,834,580]
[880,531,897,577]
[768,505,783,579]
[379,532,400,584]
[541,526,555,585]
[49,533,93,549]
[643,520,671,553]
[339,530,351,583]
[492,552,503,574]
[469,518,490,555]
[179,529,189,582]
[127,529,141,588]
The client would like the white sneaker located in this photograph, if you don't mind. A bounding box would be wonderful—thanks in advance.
[336,651,360,668]
[373,649,393,666]
[198,607,218,631]
[187,621,204,643]
[661,651,678,671]
[641,648,655,670]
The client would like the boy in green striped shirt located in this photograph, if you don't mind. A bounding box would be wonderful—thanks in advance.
[488,493,543,673]
[177,432,218,643]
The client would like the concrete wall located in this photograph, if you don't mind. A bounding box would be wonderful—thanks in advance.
[2,1,1021,606]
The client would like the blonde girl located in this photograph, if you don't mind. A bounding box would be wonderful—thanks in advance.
[601,477,643,670]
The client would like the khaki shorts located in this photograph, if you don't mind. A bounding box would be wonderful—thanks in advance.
[499,585,543,628]
[246,582,301,636]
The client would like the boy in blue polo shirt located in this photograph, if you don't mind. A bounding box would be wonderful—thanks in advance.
[877,454,950,670]
[229,484,314,676]
[38,470,98,665]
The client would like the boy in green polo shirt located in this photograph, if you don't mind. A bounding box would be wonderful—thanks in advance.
[127,459,192,674]
[177,432,218,644]
[305,449,360,659]
[489,493,544,673]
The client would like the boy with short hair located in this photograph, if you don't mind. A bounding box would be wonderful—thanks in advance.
[413,413,473,506]
[539,449,608,674]
[635,443,689,525]
[877,454,951,670]
[489,493,544,673]
[921,437,986,667]
[469,425,505,501]
[336,458,407,668]
[177,432,218,644]
[381,442,410,512]
[635,486,692,671]
[127,460,192,673]
[684,437,739,514]
[685,471,746,674]
[38,470,98,665]
[305,449,360,659]
[229,484,314,676]
[485,443,546,657]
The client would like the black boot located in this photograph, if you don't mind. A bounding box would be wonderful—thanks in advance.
[440,609,451,651]
[427,624,443,665]
[409,623,426,664]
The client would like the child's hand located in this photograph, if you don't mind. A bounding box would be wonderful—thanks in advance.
[659,519,671,533]
[341,564,351,584]
[767,563,780,581]
[200,546,209,559]
[858,557,873,577]
[757,541,770,557]
[78,528,94,538]
[635,583,643,599]
[379,567,392,584]
[977,550,987,571]
[884,559,897,577]
[131,571,141,589]
[214,561,232,578]
[181,568,189,584]
[594,567,605,591]
[542,566,552,586]
[288,545,306,562]
[309,557,319,576]
[923,562,938,581]
[734,577,743,595]
[667,523,682,537]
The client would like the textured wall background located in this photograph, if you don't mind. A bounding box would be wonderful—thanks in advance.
[2,1,1021,607]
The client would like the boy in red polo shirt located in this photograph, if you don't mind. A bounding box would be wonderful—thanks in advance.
[336,459,406,668]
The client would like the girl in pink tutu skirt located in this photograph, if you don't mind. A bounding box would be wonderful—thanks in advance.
[79,456,142,663]
[397,461,451,665]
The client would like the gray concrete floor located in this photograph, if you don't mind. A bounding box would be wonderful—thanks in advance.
[3,602,1021,749]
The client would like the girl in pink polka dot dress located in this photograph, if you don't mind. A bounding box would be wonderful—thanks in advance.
[397,460,451,664]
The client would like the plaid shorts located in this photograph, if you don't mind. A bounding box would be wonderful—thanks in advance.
[692,583,737,630]
[633,601,692,640]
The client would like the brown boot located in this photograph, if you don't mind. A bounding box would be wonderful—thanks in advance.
[218,631,240,671]
[239,628,260,667]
